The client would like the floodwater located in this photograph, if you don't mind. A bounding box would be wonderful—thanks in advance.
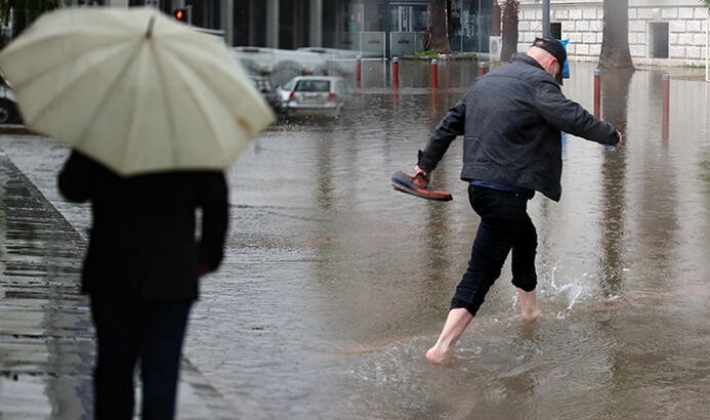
[3,60,710,419]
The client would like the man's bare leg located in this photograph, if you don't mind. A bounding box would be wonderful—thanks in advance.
[425,308,474,364]
[517,288,542,320]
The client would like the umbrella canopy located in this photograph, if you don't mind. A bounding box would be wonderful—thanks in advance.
[0,6,275,176]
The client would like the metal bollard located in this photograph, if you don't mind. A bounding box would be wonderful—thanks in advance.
[431,58,438,89]
[392,57,399,90]
[355,54,362,89]
[593,68,601,118]
[662,73,670,142]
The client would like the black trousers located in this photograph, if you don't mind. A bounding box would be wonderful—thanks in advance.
[90,297,192,420]
[451,185,538,315]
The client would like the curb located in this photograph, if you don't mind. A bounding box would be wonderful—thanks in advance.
[0,125,35,135]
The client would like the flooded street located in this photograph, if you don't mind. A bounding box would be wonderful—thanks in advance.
[2,60,710,419]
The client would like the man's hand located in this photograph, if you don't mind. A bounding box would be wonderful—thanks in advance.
[615,130,623,150]
[414,165,430,182]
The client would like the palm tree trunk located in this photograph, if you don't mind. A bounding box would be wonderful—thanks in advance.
[599,0,634,69]
[428,0,452,54]
[500,0,518,62]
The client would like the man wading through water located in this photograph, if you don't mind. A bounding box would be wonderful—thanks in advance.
[411,37,623,364]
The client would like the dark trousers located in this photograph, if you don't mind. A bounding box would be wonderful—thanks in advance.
[451,185,538,316]
[90,298,192,420]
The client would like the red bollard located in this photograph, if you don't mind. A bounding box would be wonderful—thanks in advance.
[355,54,362,89]
[479,61,487,76]
[431,58,438,90]
[392,57,399,90]
[662,73,670,142]
[593,68,601,118]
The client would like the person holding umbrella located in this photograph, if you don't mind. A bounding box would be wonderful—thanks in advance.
[58,151,229,419]
[0,7,275,419]
[410,37,623,364]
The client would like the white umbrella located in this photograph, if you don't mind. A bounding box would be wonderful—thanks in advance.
[0,6,275,176]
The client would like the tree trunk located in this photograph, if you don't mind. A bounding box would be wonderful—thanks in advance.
[428,0,451,54]
[599,0,634,69]
[492,0,501,36]
[500,0,518,62]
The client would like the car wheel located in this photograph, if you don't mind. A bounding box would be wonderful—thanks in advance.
[0,100,11,124]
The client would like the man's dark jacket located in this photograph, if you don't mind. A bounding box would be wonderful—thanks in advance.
[418,54,619,201]
[58,151,229,301]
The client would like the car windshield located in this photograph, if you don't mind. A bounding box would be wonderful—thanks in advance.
[282,79,295,90]
[295,80,330,92]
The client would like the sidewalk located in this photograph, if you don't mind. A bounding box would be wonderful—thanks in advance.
[0,138,236,419]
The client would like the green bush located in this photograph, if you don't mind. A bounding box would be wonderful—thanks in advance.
[415,50,439,59]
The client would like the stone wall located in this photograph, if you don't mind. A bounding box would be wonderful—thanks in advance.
[516,0,709,67]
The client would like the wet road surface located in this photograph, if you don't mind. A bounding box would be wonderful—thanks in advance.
[2,60,710,419]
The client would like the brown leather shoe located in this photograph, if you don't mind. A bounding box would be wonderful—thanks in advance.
[391,170,453,201]
[411,172,429,188]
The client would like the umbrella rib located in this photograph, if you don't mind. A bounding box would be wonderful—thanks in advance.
[76,47,143,154]
[154,45,224,168]
[150,41,179,168]
[13,38,138,129]
[164,41,268,139]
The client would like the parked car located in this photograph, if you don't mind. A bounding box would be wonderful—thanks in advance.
[281,76,353,119]
[249,76,283,114]
[276,77,296,110]
[0,74,21,124]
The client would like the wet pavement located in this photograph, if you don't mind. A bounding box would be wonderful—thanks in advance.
[2,60,710,419]
[0,151,91,419]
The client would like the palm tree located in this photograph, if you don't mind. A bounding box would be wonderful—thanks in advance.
[427,0,452,54]
[500,0,518,62]
[598,0,634,69]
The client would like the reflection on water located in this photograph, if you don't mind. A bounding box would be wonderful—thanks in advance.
[3,61,710,419]
[0,156,93,418]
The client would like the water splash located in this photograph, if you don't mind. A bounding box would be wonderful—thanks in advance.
[538,258,600,319]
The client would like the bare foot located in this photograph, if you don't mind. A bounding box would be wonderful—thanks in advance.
[517,288,541,320]
[521,307,542,320]
[426,308,473,364]
[425,345,452,364]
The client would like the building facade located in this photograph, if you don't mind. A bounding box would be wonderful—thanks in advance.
[229,0,496,57]
[518,0,709,67]
[70,0,709,67]
[225,0,710,66]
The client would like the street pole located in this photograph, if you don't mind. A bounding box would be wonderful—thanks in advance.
[542,0,550,37]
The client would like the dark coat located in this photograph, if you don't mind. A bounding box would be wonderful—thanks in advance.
[418,54,619,202]
[58,151,229,302]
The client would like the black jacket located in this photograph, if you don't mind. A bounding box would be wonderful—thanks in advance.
[418,54,619,201]
[58,151,229,301]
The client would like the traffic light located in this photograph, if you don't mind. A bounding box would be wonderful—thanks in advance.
[172,8,187,22]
